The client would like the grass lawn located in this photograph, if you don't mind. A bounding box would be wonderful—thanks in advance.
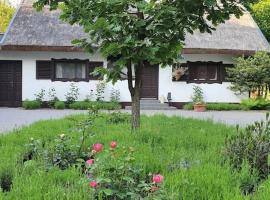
[0,114,270,199]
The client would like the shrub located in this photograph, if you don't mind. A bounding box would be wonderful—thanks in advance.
[183,103,193,110]
[105,112,131,124]
[65,83,79,105]
[86,142,166,199]
[240,98,270,110]
[22,100,41,109]
[95,81,106,101]
[110,88,120,102]
[224,114,270,193]
[69,101,121,110]
[191,86,204,104]
[48,88,59,108]
[207,103,243,111]
[183,103,243,110]
[34,89,46,102]
[54,101,65,109]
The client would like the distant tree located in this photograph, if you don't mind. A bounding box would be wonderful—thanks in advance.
[252,0,270,42]
[34,0,244,129]
[227,52,270,98]
[0,2,15,32]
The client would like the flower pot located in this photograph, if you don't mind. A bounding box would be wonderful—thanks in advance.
[193,104,206,112]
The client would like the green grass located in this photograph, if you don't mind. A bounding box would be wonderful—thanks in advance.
[0,114,268,199]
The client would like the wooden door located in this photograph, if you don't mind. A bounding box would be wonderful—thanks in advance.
[140,64,159,99]
[0,61,22,107]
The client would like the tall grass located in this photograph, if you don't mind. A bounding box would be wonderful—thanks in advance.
[0,114,267,199]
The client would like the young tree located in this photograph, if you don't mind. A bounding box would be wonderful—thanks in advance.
[34,0,244,129]
[0,2,15,32]
[227,51,270,98]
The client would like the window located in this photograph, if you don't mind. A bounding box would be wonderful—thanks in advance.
[188,62,221,83]
[51,59,89,81]
[172,61,232,84]
[55,62,86,80]
[36,61,51,79]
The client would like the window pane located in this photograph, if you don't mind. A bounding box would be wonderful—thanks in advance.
[56,62,86,79]
[196,64,207,80]
[207,64,217,80]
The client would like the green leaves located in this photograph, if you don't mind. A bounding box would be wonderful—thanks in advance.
[228,51,270,97]
[0,2,15,32]
[33,0,244,84]
[252,0,270,42]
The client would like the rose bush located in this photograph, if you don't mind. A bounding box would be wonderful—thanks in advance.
[85,141,166,199]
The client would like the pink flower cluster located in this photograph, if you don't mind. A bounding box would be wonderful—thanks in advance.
[87,141,164,190]
[87,141,118,188]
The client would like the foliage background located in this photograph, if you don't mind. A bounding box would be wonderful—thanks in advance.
[0,2,15,32]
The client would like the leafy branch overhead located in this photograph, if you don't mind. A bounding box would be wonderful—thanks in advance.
[34,0,244,81]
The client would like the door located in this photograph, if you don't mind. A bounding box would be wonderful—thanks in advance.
[0,61,22,107]
[140,64,159,99]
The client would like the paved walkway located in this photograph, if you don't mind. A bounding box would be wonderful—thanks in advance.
[0,108,268,133]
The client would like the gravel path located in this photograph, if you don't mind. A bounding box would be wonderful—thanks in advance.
[0,108,267,133]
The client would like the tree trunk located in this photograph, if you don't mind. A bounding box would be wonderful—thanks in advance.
[127,61,143,130]
[131,88,140,129]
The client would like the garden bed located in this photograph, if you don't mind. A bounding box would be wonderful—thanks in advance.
[0,114,270,199]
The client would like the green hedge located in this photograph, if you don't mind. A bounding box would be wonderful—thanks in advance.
[22,100,41,109]
[69,101,121,110]
[54,101,65,109]
[240,98,270,110]
[183,102,243,111]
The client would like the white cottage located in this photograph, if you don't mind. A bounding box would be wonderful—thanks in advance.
[0,0,269,108]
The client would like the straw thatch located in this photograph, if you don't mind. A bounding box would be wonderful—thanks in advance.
[1,0,269,54]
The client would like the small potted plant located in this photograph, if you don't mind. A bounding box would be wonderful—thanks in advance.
[192,86,206,112]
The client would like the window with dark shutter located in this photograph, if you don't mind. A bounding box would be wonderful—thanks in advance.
[36,61,51,79]
[89,61,103,80]
[187,62,222,83]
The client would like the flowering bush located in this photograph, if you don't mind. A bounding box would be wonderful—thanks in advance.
[85,142,166,199]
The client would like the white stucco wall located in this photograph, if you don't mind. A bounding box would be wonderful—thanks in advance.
[0,51,246,103]
[159,54,246,103]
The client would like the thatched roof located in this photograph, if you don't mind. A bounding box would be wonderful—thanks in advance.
[1,0,269,55]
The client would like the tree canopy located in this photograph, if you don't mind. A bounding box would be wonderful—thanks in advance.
[0,2,15,32]
[251,0,270,42]
[34,0,245,129]
[227,52,270,98]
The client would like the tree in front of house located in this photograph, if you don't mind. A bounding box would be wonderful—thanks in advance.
[34,0,244,129]
[251,0,270,42]
[0,2,15,32]
[227,51,270,98]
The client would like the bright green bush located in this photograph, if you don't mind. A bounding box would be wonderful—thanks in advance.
[240,98,270,110]
[183,102,243,110]
[183,102,193,110]
[22,100,41,109]
[207,103,243,111]
[54,101,65,109]
[252,0,270,42]
[69,101,121,110]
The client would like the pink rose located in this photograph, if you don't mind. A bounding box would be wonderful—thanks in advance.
[110,141,117,149]
[86,159,94,166]
[89,180,97,188]
[152,174,164,184]
[92,143,103,152]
